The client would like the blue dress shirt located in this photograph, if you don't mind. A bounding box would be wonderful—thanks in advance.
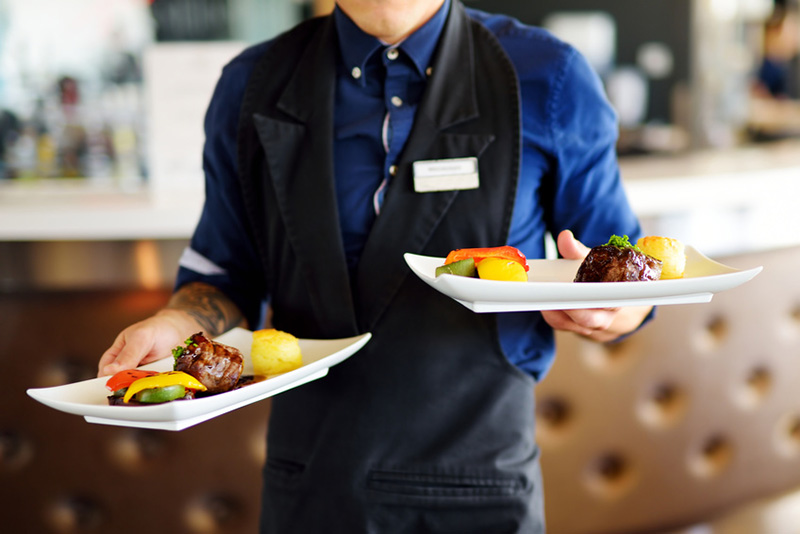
[176,2,643,380]
[334,2,448,274]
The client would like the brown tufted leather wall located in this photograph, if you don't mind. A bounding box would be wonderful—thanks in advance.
[537,245,800,533]
[0,289,269,534]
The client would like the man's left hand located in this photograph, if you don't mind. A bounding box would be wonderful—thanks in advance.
[540,230,652,343]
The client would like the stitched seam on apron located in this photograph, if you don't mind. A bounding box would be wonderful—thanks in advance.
[367,470,526,497]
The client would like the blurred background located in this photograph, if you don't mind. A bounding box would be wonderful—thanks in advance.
[2,1,800,533]
[0,0,797,184]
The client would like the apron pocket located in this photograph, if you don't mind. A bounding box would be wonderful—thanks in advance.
[365,467,537,534]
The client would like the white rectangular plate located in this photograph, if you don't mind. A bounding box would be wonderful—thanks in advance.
[27,328,371,431]
[404,246,762,313]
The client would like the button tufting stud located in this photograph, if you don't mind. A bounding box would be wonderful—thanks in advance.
[185,493,243,532]
[46,495,105,532]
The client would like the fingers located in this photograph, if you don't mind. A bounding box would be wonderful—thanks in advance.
[96,310,201,378]
[97,326,158,377]
[543,304,649,343]
[556,229,590,260]
[541,308,618,338]
[97,331,126,377]
[545,230,605,336]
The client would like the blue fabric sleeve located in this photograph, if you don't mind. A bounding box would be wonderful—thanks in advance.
[545,47,642,247]
[174,46,269,329]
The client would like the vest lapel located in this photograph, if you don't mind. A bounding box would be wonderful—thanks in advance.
[251,17,359,335]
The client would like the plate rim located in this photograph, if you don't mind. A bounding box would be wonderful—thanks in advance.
[404,247,762,311]
[27,329,372,427]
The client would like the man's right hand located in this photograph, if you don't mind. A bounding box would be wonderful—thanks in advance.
[97,309,201,377]
[98,282,248,377]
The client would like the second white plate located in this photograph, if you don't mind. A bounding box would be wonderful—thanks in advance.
[404,246,762,313]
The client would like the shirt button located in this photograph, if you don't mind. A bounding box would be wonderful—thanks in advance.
[391,96,403,107]
[351,66,362,79]
[386,48,399,60]
[426,66,433,76]
[389,165,397,176]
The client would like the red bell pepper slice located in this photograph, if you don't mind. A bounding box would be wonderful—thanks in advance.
[444,246,529,271]
[105,369,159,392]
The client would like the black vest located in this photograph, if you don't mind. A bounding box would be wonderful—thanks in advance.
[238,3,544,532]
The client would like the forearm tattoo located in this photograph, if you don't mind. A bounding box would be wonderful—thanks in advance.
[166,282,247,336]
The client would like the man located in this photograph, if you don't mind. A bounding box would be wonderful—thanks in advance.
[99,1,652,531]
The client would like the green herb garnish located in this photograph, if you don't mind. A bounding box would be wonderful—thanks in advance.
[172,336,196,365]
[604,234,642,253]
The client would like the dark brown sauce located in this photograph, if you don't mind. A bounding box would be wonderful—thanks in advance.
[232,374,268,389]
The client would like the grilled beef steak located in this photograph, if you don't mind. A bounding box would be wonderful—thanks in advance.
[174,332,244,393]
[574,244,662,282]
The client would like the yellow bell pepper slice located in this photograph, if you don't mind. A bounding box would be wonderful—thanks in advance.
[123,371,207,403]
[476,257,529,282]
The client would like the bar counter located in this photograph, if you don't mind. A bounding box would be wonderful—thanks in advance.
[1,138,798,250]
[620,139,800,256]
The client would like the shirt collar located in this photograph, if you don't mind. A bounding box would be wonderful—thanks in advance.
[334,0,450,84]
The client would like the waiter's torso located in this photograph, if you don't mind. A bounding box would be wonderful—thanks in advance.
[236,2,544,532]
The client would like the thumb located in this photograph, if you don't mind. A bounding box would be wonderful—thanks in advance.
[557,229,591,260]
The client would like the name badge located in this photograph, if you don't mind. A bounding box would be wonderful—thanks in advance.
[412,157,479,193]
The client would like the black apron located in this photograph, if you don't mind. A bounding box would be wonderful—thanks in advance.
[237,3,544,532]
